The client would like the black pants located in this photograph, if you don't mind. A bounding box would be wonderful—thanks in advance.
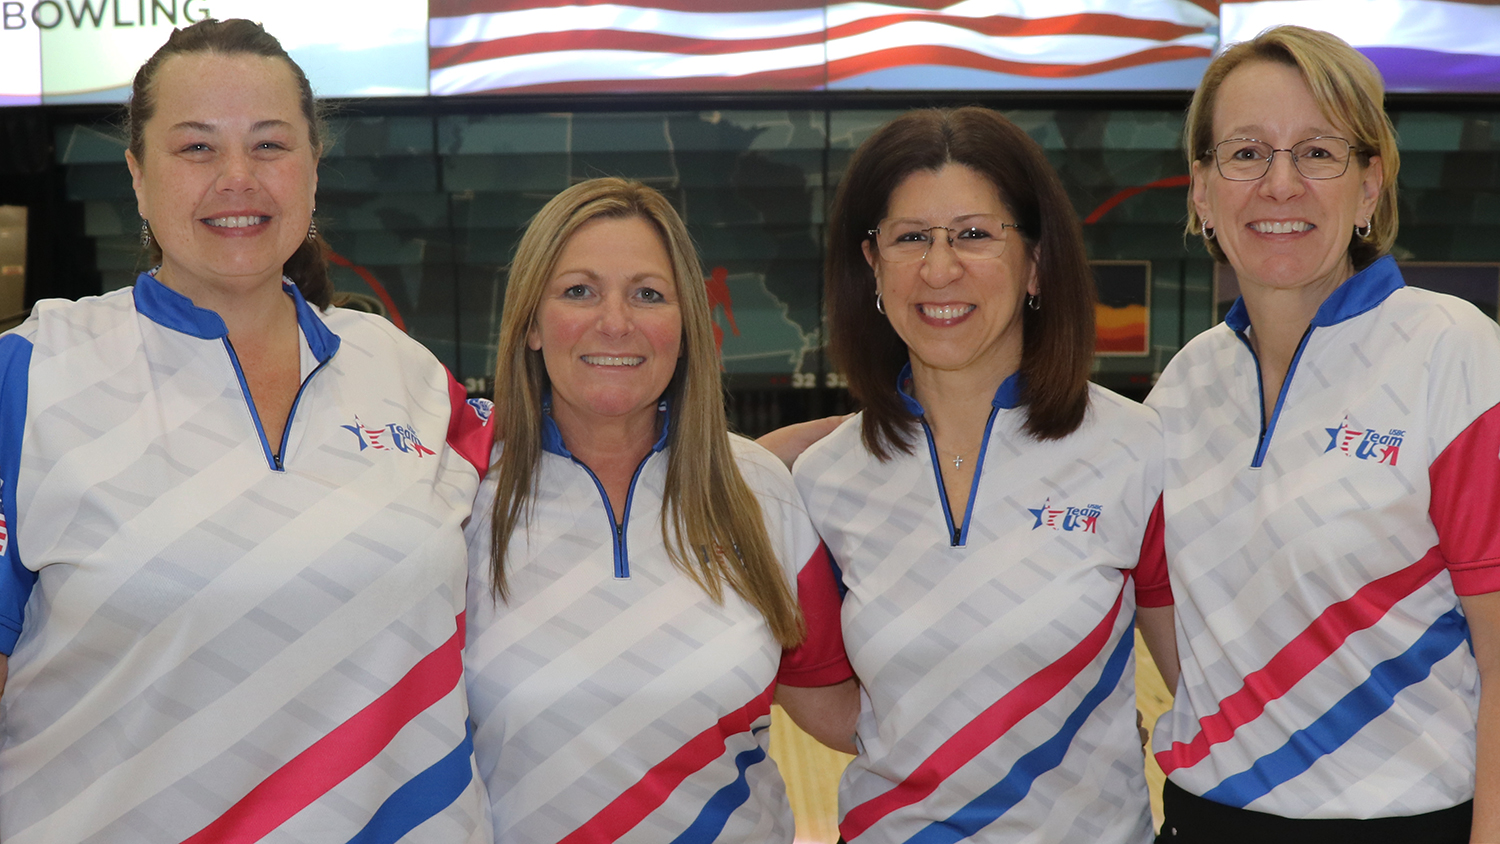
[1157,779,1472,844]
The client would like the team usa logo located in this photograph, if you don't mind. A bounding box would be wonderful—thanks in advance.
[342,417,436,457]
[1029,499,1102,533]
[1324,418,1402,465]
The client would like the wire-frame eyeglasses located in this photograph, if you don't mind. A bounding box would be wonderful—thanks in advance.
[1205,136,1360,181]
[866,216,1023,264]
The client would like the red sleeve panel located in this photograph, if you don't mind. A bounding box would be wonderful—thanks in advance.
[446,373,494,476]
[1430,399,1500,596]
[1134,495,1174,608]
[777,542,855,687]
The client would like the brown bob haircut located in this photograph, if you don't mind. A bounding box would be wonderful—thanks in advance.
[1184,25,1400,271]
[126,18,333,308]
[826,107,1096,460]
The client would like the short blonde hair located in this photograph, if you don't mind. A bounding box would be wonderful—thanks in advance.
[487,178,804,647]
[1184,25,1400,269]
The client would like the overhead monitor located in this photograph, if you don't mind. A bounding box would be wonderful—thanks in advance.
[4,2,1496,105]
[428,0,1218,95]
[1218,0,1500,93]
[0,0,428,105]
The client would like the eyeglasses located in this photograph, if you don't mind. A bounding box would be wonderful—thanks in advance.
[1205,136,1360,181]
[866,216,1023,263]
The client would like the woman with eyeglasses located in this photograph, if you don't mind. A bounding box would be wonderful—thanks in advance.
[1146,26,1500,844]
[791,107,1175,843]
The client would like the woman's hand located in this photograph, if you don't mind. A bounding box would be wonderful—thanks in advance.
[775,678,860,755]
[756,415,851,470]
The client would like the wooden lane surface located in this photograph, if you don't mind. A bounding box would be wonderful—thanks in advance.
[769,629,1173,843]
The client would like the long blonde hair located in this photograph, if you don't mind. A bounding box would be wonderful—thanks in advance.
[488,178,805,648]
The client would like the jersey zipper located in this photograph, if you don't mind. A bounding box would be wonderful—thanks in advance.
[1235,324,1315,469]
[573,452,653,578]
[920,405,1001,547]
[222,337,333,472]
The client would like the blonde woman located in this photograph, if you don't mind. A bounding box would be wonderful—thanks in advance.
[1150,26,1500,843]
[464,178,857,844]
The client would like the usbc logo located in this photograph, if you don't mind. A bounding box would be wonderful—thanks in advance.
[1324,418,1402,465]
[1029,500,1102,533]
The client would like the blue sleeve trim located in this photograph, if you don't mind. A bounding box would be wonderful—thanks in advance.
[0,333,37,655]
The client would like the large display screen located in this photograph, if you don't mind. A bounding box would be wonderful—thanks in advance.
[0,0,428,104]
[2,1,1497,105]
[428,0,1219,95]
[1218,0,1500,93]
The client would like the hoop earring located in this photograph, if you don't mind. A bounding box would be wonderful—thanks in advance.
[1026,294,1040,311]
[140,218,152,249]
[875,292,885,315]
[1201,220,1215,241]
[1355,219,1372,239]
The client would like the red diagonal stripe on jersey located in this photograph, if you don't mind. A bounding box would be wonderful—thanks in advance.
[840,584,1127,840]
[558,683,776,844]
[1155,555,1445,775]
[181,614,467,844]
[827,43,1210,81]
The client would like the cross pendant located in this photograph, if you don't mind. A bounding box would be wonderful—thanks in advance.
[953,454,964,469]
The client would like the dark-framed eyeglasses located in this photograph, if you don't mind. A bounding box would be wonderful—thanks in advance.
[866,216,1023,264]
[1204,136,1360,181]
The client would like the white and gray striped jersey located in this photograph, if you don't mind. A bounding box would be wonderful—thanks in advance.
[0,272,495,844]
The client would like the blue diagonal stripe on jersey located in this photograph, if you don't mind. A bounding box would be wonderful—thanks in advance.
[344,723,476,844]
[905,616,1136,844]
[1202,608,1468,808]
[669,726,770,844]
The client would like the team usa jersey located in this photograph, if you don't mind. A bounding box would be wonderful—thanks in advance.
[464,422,852,844]
[0,272,496,844]
[793,371,1168,844]
[1146,256,1500,818]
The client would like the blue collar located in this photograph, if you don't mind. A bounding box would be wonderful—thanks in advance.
[131,270,341,362]
[896,361,1023,416]
[539,392,672,458]
[1224,255,1403,332]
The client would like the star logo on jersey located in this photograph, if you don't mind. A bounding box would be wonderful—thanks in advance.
[1028,499,1101,533]
[1324,418,1402,465]
[342,417,437,457]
